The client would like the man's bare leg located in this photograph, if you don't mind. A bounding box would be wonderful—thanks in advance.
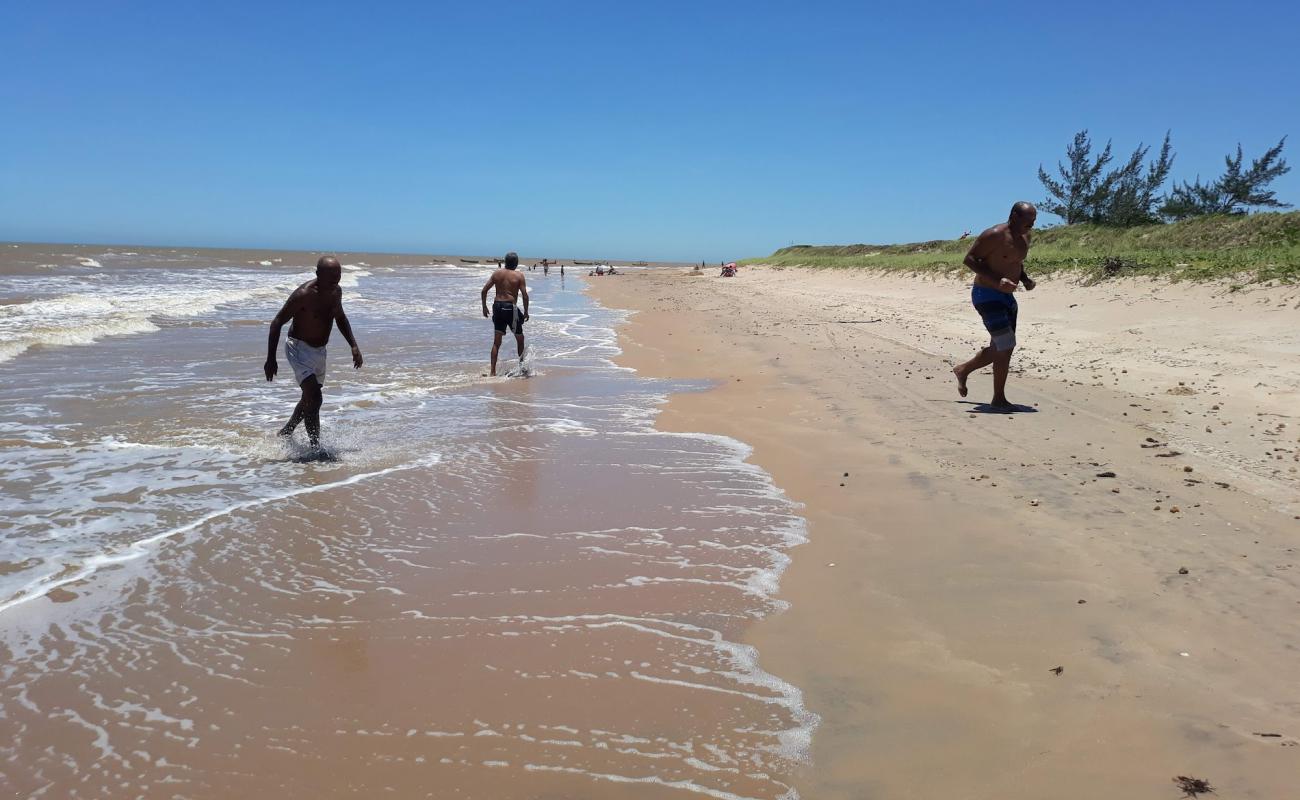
[278,396,306,437]
[954,343,997,398]
[515,333,525,364]
[300,375,324,446]
[490,331,504,376]
[991,348,1014,408]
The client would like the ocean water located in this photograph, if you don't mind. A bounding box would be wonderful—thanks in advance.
[0,244,814,798]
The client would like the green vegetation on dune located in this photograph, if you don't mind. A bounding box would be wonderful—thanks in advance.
[740,211,1300,283]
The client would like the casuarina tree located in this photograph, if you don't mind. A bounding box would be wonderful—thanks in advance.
[1162,137,1291,220]
[1039,130,1176,226]
[1096,132,1175,226]
[1037,130,1113,224]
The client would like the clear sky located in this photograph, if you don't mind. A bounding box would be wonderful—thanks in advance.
[2,1,1297,261]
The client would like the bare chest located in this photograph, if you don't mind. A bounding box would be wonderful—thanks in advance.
[295,295,335,327]
[989,236,1029,270]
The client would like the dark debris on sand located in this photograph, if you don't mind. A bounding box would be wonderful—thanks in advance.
[1172,775,1215,797]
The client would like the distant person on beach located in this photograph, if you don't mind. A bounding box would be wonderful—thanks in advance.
[952,202,1037,410]
[481,251,530,376]
[264,256,363,447]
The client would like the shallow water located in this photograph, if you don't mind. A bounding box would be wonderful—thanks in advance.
[0,244,814,798]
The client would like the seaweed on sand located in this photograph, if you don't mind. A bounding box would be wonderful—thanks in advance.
[1172,775,1215,797]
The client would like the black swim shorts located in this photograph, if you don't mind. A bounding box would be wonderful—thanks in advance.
[492,300,524,334]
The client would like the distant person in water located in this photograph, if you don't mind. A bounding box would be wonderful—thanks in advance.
[481,251,529,376]
[953,202,1037,410]
[264,256,363,446]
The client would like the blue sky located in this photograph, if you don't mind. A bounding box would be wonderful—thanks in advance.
[2,1,1297,261]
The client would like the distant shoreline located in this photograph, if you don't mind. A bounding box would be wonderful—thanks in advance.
[0,240,689,269]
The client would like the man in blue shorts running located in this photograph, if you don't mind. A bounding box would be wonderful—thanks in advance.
[952,202,1037,410]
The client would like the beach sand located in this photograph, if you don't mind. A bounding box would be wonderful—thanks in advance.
[589,266,1300,799]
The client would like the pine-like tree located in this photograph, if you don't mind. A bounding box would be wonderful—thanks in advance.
[1037,130,1112,224]
[1162,137,1291,219]
[1095,132,1175,226]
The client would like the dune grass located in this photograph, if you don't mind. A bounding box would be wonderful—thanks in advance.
[739,211,1300,284]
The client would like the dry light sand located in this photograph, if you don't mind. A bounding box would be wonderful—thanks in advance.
[590,266,1300,800]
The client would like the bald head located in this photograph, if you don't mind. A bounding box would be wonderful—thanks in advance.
[1009,201,1037,231]
[315,255,342,289]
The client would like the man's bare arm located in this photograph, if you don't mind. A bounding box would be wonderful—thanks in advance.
[265,292,301,380]
[334,294,363,367]
[481,274,495,317]
[1019,265,1036,291]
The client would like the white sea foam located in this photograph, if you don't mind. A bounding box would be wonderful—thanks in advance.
[0,264,373,363]
[0,452,441,616]
[521,763,783,800]
[0,272,293,362]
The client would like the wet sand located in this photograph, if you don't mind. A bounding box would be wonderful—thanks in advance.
[589,267,1300,799]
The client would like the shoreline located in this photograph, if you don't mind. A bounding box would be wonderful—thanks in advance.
[587,267,1300,798]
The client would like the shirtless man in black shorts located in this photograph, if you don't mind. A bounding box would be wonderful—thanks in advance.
[264,256,363,446]
[480,252,530,376]
[952,202,1037,409]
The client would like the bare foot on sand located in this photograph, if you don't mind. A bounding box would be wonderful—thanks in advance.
[953,366,968,398]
